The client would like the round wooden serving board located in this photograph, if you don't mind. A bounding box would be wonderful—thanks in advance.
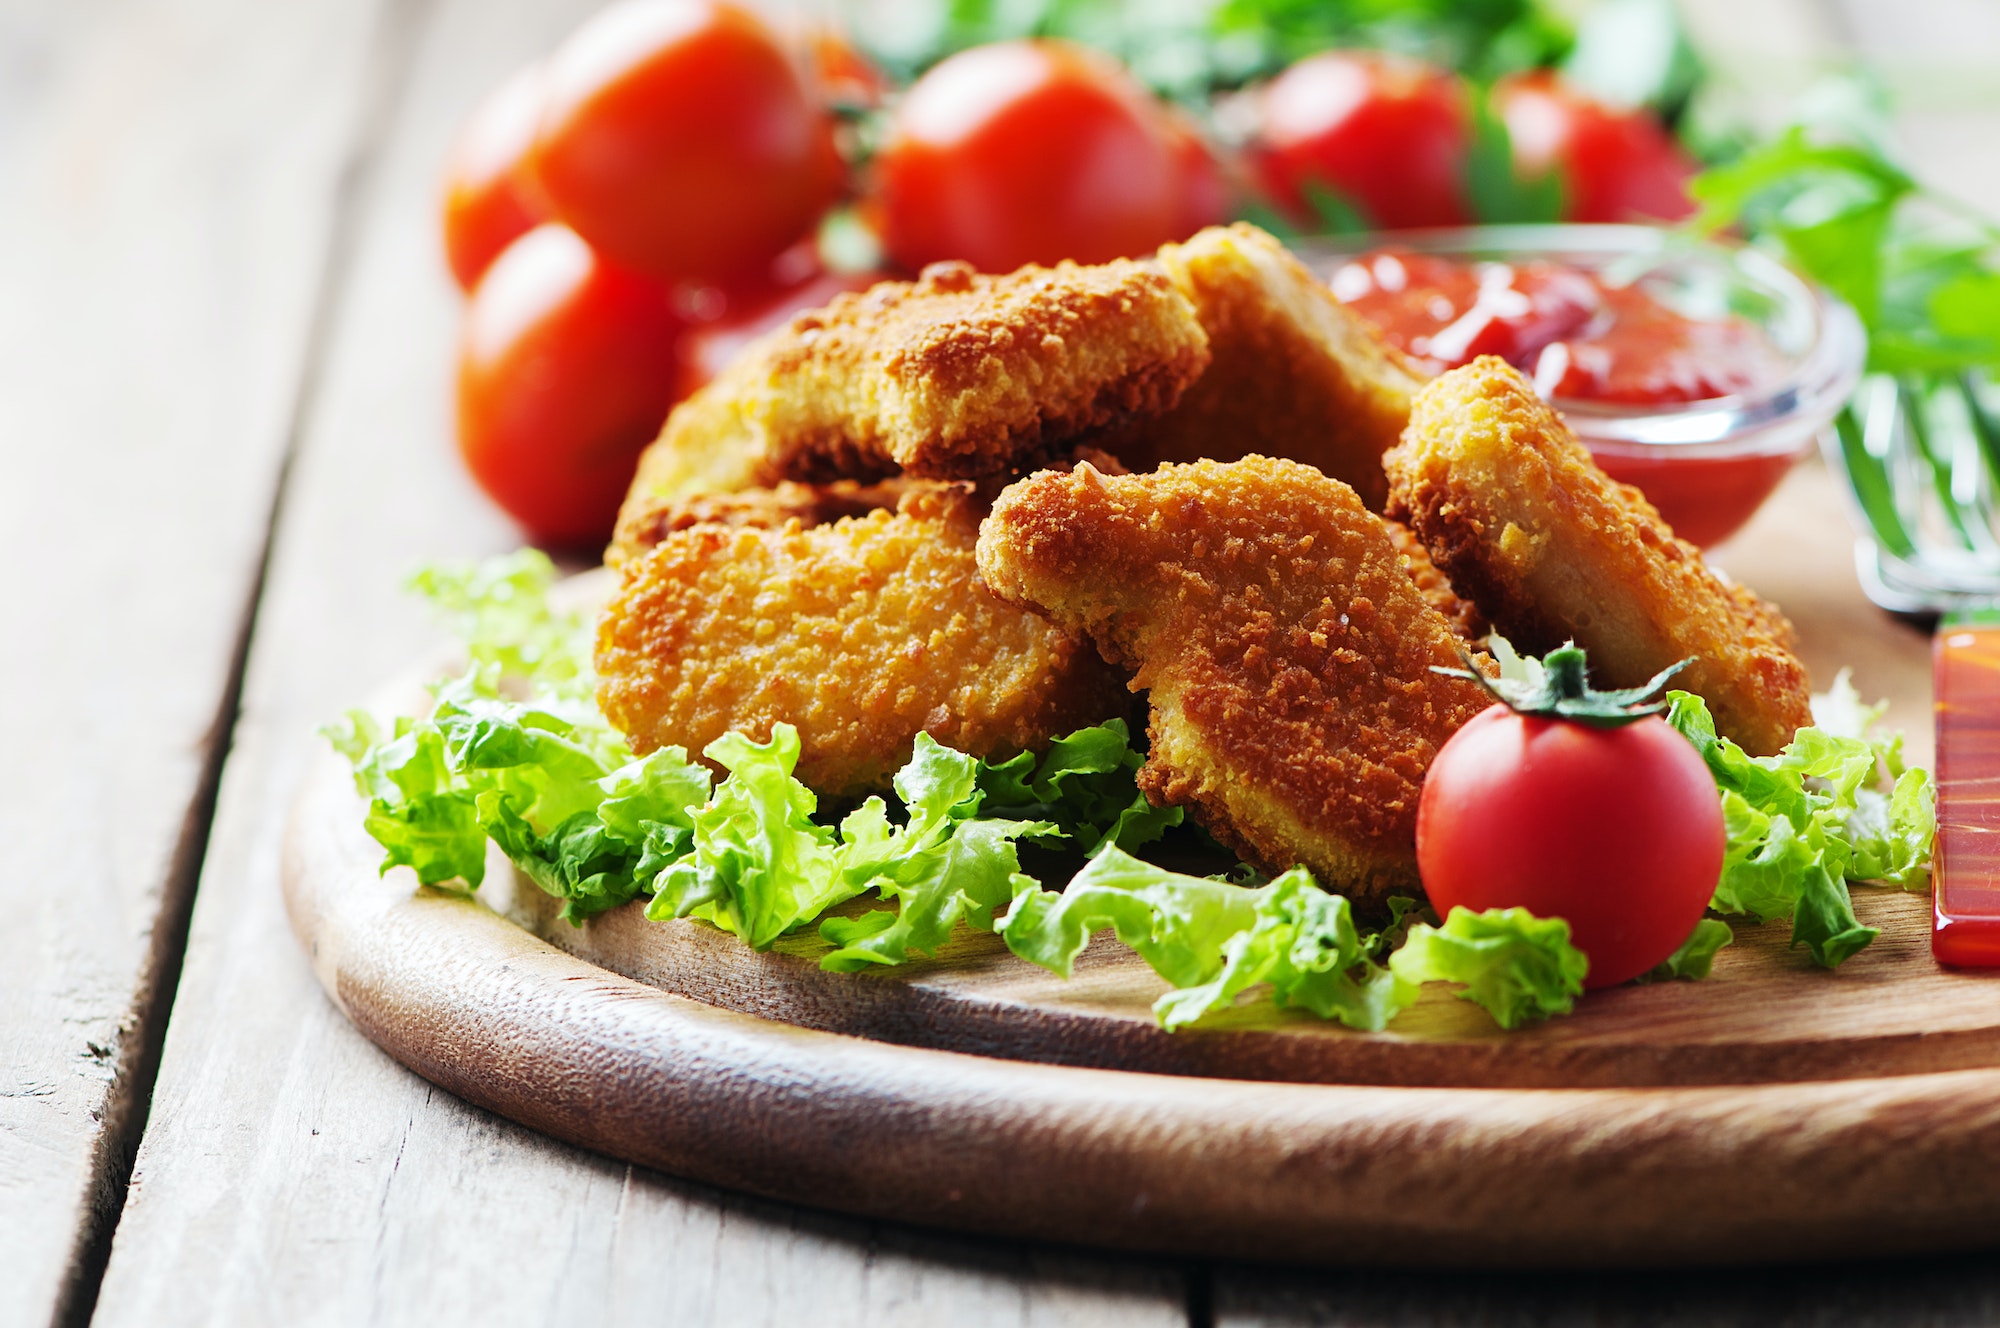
[285,467,2000,1267]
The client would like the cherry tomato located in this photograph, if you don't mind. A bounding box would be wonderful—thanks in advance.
[874,39,1183,273]
[456,224,685,546]
[797,23,891,108]
[1251,51,1472,231]
[1416,706,1724,988]
[1494,72,1696,224]
[1159,106,1232,239]
[530,0,843,285]
[440,63,548,291]
[675,267,883,397]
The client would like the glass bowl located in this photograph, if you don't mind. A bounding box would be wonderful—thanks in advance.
[1298,224,1867,548]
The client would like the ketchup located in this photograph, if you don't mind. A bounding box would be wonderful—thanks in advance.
[1331,249,1795,546]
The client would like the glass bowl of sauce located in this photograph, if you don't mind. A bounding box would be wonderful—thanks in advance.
[1310,225,1865,548]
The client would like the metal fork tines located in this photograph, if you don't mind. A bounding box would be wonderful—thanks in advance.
[1833,374,2000,616]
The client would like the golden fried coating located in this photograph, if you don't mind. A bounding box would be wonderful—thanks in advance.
[1383,358,1812,756]
[609,257,1209,561]
[610,479,914,562]
[1386,518,1488,642]
[596,484,1130,799]
[976,456,1493,904]
[1103,224,1430,511]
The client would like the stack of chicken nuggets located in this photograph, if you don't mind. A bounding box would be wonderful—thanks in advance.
[595,223,1813,904]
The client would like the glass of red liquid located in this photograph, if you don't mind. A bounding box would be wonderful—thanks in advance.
[1308,225,1866,548]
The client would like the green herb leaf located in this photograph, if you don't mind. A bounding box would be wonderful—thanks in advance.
[1465,88,1565,225]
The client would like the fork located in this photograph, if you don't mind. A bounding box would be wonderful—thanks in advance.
[1825,372,2000,965]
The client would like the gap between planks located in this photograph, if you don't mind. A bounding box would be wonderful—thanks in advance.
[51,0,436,1324]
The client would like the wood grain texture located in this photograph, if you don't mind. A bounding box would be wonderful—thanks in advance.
[510,867,1988,1089]
[0,0,386,1320]
[85,0,1187,1324]
[280,744,2000,1269]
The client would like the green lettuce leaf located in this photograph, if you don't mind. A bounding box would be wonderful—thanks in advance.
[997,848,1413,1031]
[406,550,593,701]
[329,667,710,921]
[1666,688,1933,966]
[646,727,853,947]
[818,736,1053,970]
[971,718,1181,854]
[1388,907,1589,1028]
[1639,917,1735,982]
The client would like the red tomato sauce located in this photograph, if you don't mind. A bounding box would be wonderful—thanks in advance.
[1330,249,1783,405]
[1332,249,1797,546]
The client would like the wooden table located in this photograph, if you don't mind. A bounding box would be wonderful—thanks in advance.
[7,1,1998,1323]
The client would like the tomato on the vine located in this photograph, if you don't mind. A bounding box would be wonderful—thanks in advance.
[1250,51,1472,231]
[456,224,685,547]
[1494,72,1696,224]
[1416,648,1725,988]
[873,39,1186,273]
[440,63,548,291]
[530,0,844,285]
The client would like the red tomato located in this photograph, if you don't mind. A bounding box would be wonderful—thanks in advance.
[1159,107,1232,239]
[530,1,843,285]
[874,39,1184,273]
[1416,706,1724,988]
[1251,51,1472,231]
[798,23,891,108]
[676,267,883,397]
[440,63,548,291]
[1494,72,1696,224]
[456,224,685,546]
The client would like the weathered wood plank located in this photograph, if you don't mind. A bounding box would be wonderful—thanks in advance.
[87,0,1189,1322]
[0,0,387,1321]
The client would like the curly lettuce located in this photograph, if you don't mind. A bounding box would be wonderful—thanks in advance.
[329,553,1935,1037]
[1666,683,1933,967]
[325,667,709,921]
[997,848,1587,1031]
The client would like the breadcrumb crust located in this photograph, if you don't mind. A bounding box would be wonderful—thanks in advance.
[1384,358,1812,756]
[977,456,1493,904]
[609,257,1210,562]
[596,484,1130,798]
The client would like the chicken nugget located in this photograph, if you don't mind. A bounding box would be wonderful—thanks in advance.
[976,456,1492,903]
[609,478,913,564]
[1383,357,1811,756]
[596,483,1130,798]
[608,258,1210,561]
[1103,223,1430,510]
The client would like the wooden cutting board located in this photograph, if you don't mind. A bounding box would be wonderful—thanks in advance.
[285,462,2000,1268]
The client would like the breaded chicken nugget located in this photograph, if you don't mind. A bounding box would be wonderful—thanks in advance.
[1386,518,1488,642]
[596,483,1130,798]
[976,456,1493,904]
[609,257,1209,561]
[1103,224,1430,511]
[1383,358,1812,756]
[611,478,914,563]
